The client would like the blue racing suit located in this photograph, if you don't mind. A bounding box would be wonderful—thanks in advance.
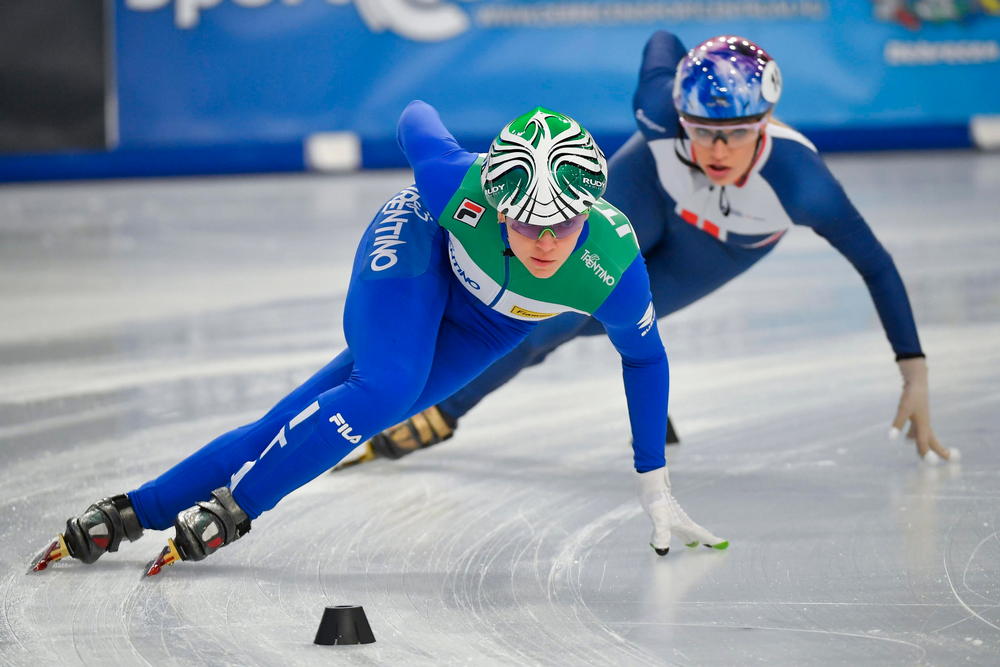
[128,101,669,530]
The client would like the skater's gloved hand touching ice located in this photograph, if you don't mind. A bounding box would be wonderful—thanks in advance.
[890,357,957,463]
[637,467,728,556]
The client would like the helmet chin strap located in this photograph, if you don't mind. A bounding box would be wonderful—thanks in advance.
[740,130,765,181]
[673,121,700,170]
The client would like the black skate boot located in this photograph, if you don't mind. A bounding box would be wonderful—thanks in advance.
[29,494,144,573]
[144,487,251,576]
[666,416,680,445]
[332,405,457,471]
[371,405,457,459]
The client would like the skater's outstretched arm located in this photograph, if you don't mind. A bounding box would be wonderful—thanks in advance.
[594,247,727,555]
[594,255,669,473]
[397,100,477,219]
[762,138,953,462]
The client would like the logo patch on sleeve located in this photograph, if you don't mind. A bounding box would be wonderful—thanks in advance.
[455,199,486,227]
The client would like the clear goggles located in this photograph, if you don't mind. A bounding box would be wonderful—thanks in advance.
[679,117,766,148]
[505,211,588,240]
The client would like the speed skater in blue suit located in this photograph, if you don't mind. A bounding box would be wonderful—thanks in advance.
[29,101,728,576]
[363,31,956,467]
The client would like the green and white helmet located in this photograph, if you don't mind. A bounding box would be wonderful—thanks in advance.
[481,107,607,226]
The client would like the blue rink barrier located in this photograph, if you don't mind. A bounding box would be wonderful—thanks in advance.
[0,123,982,183]
[2,2,998,182]
[0,141,306,183]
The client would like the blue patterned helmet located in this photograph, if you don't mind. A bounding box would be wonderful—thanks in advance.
[673,35,782,121]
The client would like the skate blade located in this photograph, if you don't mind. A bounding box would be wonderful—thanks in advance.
[330,443,377,473]
[687,540,729,550]
[144,538,182,577]
[27,534,70,573]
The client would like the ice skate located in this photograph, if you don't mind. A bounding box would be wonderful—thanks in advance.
[331,405,456,471]
[28,494,143,573]
[328,442,379,472]
[650,490,728,555]
[144,487,251,576]
[666,415,680,445]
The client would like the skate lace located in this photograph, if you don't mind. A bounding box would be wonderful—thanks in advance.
[664,491,696,527]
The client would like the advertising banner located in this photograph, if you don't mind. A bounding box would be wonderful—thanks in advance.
[3,0,995,180]
[114,0,1000,159]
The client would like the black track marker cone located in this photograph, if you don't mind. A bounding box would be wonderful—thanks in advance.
[314,605,375,645]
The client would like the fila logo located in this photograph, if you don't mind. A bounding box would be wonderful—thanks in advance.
[329,413,362,444]
[455,198,485,227]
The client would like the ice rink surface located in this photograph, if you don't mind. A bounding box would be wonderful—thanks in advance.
[1,150,998,666]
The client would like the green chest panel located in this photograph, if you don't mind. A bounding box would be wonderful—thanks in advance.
[437,159,640,321]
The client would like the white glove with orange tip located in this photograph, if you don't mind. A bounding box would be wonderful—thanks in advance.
[890,357,959,464]
[637,467,728,556]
